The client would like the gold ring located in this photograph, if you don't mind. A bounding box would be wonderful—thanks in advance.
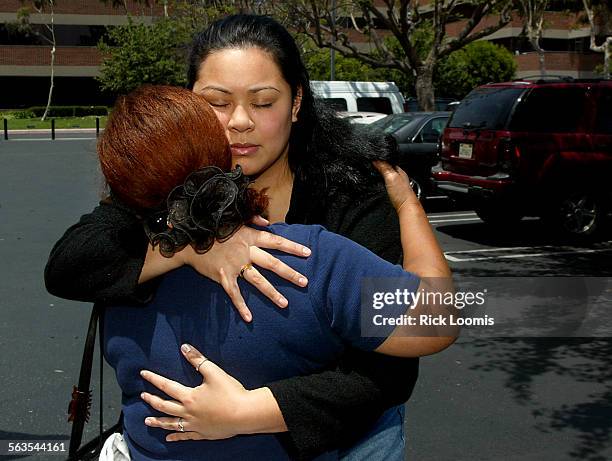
[178,417,185,432]
[239,263,253,278]
[195,357,209,372]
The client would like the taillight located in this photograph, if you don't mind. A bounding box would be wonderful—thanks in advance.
[498,139,520,173]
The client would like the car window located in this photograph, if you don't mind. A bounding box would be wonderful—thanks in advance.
[357,97,393,114]
[370,114,421,135]
[509,87,587,133]
[595,87,612,135]
[448,87,525,130]
[416,117,448,143]
[319,98,348,111]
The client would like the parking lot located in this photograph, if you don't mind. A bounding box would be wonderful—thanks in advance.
[0,136,610,460]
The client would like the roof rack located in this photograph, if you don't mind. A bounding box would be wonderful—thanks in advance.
[514,75,575,83]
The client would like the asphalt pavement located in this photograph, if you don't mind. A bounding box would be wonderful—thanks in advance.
[0,135,610,460]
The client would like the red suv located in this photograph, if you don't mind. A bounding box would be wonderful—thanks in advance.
[433,78,612,238]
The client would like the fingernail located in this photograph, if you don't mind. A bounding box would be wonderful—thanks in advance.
[140,370,148,377]
[302,247,311,256]
[278,296,288,308]
[140,392,146,399]
[298,277,308,286]
[181,344,191,354]
[145,418,152,425]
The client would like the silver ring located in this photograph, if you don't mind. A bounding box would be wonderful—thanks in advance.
[178,417,185,432]
[195,357,209,372]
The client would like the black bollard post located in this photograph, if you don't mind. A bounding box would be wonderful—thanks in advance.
[3,118,7,140]
[51,118,55,140]
[96,117,100,138]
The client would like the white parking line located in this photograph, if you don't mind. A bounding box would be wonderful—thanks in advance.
[429,217,482,224]
[427,212,477,219]
[445,243,612,262]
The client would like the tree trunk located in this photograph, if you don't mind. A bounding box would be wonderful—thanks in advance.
[41,1,56,122]
[415,64,435,111]
[531,38,546,76]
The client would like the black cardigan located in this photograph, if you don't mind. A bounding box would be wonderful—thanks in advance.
[45,176,418,461]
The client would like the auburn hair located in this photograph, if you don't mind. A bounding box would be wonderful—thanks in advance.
[98,85,266,216]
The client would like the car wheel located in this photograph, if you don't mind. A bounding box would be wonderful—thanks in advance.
[551,191,603,239]
[475,202,523,226]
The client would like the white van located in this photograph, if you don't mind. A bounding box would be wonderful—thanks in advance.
[310,81,405,114]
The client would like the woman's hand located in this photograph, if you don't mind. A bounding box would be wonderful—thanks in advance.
[140,344,286,441]
[372,160,420,213]
[179,222,311,322]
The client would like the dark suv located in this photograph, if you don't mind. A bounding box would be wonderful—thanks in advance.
[433,79,612,238]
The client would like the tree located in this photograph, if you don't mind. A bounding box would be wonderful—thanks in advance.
[15,0,57,120]
[96,3,235,94]
[516,0,549,75]
[298,35,410,90]
[435,40,517,99]
[582,0,611,79]
[278,0,513,111]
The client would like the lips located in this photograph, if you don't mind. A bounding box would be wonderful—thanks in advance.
[230,143,259,156]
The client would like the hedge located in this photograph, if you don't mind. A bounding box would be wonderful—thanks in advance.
[28,106,109,117]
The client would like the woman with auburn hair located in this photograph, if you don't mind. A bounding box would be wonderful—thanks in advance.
[47,14,449,460]
[99,84,452,461]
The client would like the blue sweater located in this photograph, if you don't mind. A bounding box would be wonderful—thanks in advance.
[103,223,420,460]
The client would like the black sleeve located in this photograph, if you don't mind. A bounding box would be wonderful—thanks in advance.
[44,200,155,304]
[268,190,420,459]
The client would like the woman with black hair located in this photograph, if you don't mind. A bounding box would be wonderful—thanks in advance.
[46,14,441,460]
[99,84,452,461]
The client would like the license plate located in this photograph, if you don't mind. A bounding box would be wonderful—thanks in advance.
[458,143,473,159]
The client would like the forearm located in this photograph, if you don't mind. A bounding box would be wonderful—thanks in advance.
[138,244,185,284]
[45,202,151,303]
[398,200,451,278]
[266,353,419,459]
[239,387,288,434]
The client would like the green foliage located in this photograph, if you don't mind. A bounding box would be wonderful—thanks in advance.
[24,106,109,117]
[97,16,192,93]
[435,41,517,99]
[298,36,411,93]
[96,2,236,95]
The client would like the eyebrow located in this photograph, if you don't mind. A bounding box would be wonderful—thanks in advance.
[200,85,280,94]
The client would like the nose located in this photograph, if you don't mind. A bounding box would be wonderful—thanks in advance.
[227,105,254,133]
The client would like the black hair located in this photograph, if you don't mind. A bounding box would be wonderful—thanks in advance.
[187,14,398,200]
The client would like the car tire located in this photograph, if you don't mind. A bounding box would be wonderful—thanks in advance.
[545,191,604,240]
[475,202,523,226]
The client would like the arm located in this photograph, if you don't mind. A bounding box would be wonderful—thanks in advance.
[142,166,453,458]
[45,200,154,304]
[268,165,452,456]
[45,199,311,315]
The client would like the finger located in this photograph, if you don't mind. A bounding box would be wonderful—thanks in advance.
[144,416,189,432]
[180,343,212,377]
[219,267,252,322]
[140,370,190,401]
[250,215,270,227]
[140,392,184,417]
[241,264,289,308]
[250,229,311,257]
[179,346,227,383]
[372,160,394,176]
[166,432,206,442]
[251,247,308,288]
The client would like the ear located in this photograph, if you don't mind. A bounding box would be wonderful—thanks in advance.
[291,86,303,123]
